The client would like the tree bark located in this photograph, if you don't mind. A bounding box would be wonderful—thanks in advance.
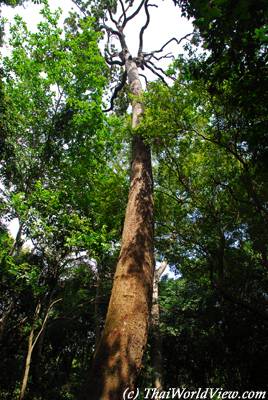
[84,56,155,400]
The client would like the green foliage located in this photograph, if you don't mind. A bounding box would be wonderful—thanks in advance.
[0,0,24,6]
[0,4,128,398]
[139,36,268,387]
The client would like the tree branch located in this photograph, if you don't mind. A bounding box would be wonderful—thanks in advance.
[32,298,62,349]
[71,0,88,17]
[149,52,175,61]
[100,24,122,40]
[147,60,175,80]
[154,187,184,204]
[53,85,64,116]
[144,62,169,86]
[103,70,127,112]
[139,73,149,86]
[108,7,119,28]
[100,23,128,53]
[155,260,168,281]
[138,2,157,56]
[118,0,127,25]
[122,0,146,28]
[147,33,193,56]
[105,54,124,66]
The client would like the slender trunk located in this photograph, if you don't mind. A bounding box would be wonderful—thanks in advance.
[19,330,34,400]
[151,261,167,391]
[84,57,155,400]
[18,302,41,400]
[18,299,61,400]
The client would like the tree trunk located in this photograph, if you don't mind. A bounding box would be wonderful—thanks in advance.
[19,329,34,400]
[84,57,155,400]
[18,298,60,400]
[18,302,41,400]
[151,261,167,391]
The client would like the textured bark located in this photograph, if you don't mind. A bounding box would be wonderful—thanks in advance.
[83,57,155,400]
[151,261,167,391]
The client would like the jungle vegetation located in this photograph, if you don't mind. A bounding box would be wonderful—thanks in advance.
[0,0,267,399]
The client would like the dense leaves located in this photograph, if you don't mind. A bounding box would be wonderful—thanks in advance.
[0,4,128,399]
[138,5,268,387]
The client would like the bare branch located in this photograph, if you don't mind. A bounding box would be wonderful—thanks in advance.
[105,31,118,57]
[9,222,24,256]
[108,7,119,28]
[138,2,158,56]
[32,298,62,350]
[71,0,88,17]
[154,187,184,204]
[147,33,193,56]
[164,146,191,192]
[100,24,122,40]
[105,56,124,66]
[149,52,175,62]
[147,60,175,81]
[119,1,133,24]
[144,62,169,86]
[100,23,128,51]
[191,128,247,167]
[139,73,149,86]
[103,70,128,112]
[104,33,125,66]
[122,0,146,28]
[118,0,127,25]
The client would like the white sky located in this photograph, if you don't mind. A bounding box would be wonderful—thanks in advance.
[1,0,193,61]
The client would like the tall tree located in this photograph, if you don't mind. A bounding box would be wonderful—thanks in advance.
[76,1,190,398]
[83,4,154,399]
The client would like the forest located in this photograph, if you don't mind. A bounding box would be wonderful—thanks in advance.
[0,0,268,399]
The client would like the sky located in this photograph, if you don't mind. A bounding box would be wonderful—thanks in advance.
[2,0,193,60]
